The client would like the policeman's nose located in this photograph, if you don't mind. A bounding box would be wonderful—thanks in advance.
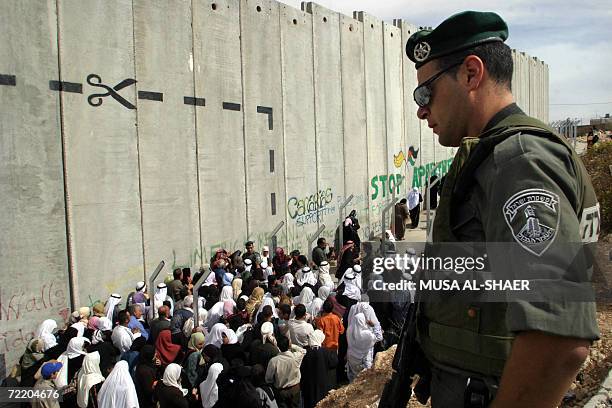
[417,106,430,120]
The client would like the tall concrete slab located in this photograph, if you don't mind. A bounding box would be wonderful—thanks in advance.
[544,63,549,123]
[396,20,422,190]
[193,0,248,260]
[0,0,70,377]
[357,12,387,239]
[305,2,345,246]
[539,60,546,122]
[133,0,201,274]
[280,5,318,252]
[510,51,517,107]
[434,136,448,163]
[57,0,144,304]
[529,57,538,119]
[512,50,526,113]
[519,52,530,114]
[540,60,545,121]
[240,0,287,250]
[418,123,436,189]
[339,14,369,244]
[383,22,406,202]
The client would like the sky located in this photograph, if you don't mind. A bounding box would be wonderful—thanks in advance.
[279,0,612,123]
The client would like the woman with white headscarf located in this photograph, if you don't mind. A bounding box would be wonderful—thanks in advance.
[218,285,234,303]
[183,307,208,337]
[155,363,188,407]
[36,319,58,351]
[293,287,315,310]
[347,301,380,329]
[219,327,243,364]
[255,295,278,322]
[77,351,105,408]
[56,337,90,389]
[310,286,331,319]
[346,312,383,382]
[97,360,139,408]
[206,286,236,329]
[199,362,223,408]
[204,323,229,348]
[87,317,117,377]
[317,261,334,290]
[280,273,295,296]
[71,320,87,338]
[407,187,422,228]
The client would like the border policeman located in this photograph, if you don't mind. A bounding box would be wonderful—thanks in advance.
[381,11,600,408]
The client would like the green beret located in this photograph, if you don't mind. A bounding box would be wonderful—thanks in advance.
[406,11,508,68]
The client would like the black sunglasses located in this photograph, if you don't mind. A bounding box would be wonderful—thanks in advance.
[413,61,462,108]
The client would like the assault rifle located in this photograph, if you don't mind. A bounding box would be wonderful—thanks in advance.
[378,302,431,408]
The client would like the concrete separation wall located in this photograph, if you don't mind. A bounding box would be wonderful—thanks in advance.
[0,0,549,378]
[0,0,71,377]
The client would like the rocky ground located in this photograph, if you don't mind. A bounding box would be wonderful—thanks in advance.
[317,235,612,408]
[560,234,612,407]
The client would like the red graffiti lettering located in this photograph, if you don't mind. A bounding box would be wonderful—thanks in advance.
[0,328,34,354]
[0,281,68,321]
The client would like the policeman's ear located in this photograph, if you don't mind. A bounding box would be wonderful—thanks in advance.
[462,55,485,91]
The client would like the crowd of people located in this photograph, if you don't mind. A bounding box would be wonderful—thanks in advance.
[11,232,392,408]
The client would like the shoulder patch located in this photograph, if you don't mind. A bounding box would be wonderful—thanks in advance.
[503,188,560,256]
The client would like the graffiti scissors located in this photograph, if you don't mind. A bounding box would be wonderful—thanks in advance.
[87,74,137,110]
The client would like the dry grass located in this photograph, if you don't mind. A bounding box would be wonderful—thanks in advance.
[580,141,612,234]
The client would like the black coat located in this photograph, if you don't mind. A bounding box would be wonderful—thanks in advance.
[154,382,188,408]
[87,341,119,376]
[135,362,158,408]
[248,339,279,370]
[300,347,338,408]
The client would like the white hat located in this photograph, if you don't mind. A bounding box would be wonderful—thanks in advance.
[263,246,270,252]
[183,295,193,307]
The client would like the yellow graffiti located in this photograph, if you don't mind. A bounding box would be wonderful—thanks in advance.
[103,266,143,294]
[393,150,406,168]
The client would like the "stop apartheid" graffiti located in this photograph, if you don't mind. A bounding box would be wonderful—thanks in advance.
[371,174,404,200]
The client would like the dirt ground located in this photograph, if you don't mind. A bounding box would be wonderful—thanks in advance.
[561,234,612,407]
[317,236,612,408]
